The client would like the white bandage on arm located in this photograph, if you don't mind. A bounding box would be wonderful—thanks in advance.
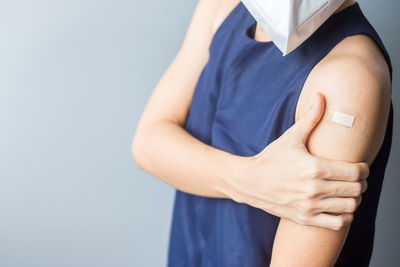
[332,110,355,128]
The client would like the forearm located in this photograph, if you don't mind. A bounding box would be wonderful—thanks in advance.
[132,119,242,199]
[270,219,350,267]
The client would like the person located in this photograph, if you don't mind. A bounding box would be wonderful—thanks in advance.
[132,0,393,266]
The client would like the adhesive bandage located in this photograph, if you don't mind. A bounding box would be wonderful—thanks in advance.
[332,111,355,128]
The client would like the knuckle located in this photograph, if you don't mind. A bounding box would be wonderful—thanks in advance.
[300,199,315,213]
[304,182,320,199]
[307,160,323,179]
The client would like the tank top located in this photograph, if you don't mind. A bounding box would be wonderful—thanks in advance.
[167,2,394,266]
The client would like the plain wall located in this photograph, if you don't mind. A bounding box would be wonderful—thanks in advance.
[0,0,398,266]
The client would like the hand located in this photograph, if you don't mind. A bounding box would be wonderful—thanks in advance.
[228,92,369,230]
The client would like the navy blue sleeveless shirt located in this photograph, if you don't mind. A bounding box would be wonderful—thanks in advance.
[167,2,394,266]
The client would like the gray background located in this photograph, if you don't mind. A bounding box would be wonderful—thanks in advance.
[0,0,398,266]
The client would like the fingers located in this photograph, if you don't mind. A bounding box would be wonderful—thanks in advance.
[318,179,367,198]
[318,158,370,182]
[292,92,326,144]
[313,196,362,214]
[305,213,354,231]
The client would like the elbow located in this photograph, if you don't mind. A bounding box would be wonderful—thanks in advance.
[131,117,164,171]
[131,118,173,171]
[131,128,147,170]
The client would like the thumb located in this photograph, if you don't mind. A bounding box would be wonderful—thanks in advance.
[294,92,325,144]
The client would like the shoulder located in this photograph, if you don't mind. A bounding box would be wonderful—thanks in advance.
[211,0,241,35]
[295,34,392,164]
[309,34,390,94]
[179,0,240,55]
[296,33,391,121]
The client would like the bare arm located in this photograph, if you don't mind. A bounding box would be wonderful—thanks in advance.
[270,35,391,266]
[132,0,241,198]
[132,0,370,230]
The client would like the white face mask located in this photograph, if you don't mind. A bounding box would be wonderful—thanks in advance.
[241,0,348,55]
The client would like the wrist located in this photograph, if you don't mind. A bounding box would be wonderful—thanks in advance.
[217,153,252,203]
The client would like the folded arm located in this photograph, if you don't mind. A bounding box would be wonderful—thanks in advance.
[270,35,391,266]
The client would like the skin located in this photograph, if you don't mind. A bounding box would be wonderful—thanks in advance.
[248,1,391,266]
[131,0,380,259]
[270,39,391,266]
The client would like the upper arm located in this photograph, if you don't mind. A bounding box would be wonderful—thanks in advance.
[270,36,391,267]
[296,53,391,166]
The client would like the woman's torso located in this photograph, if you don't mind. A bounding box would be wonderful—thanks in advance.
[167,2,393,266]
